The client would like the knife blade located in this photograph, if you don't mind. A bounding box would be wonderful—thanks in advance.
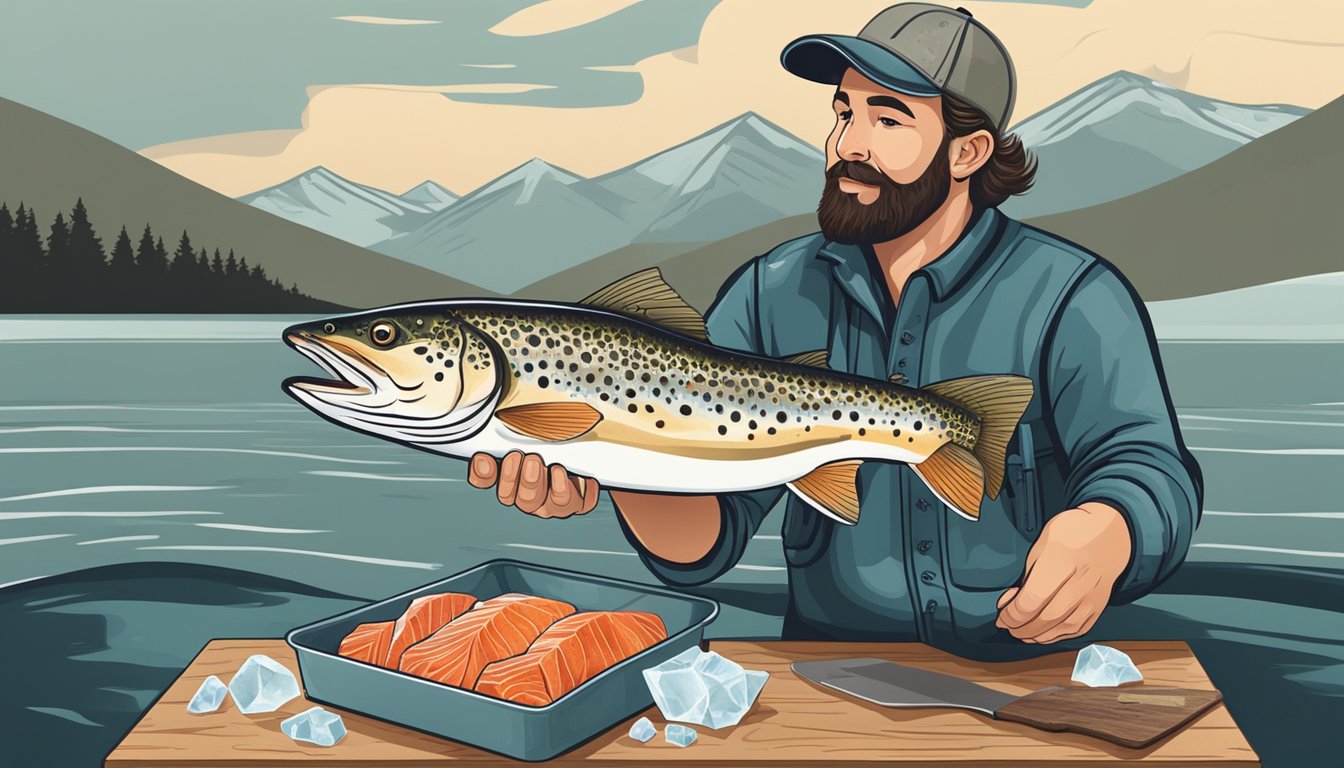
[791,657,1020,715]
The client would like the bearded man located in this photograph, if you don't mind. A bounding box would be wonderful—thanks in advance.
[468,2,1203,659]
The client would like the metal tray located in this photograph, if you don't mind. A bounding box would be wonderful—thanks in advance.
[285,558,719,761]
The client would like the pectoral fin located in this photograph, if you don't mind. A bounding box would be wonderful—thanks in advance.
[787,460,863,525]
[495,402,603,441]
[911,443,985,520]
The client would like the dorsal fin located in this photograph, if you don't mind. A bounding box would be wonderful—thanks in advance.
[782,349,830,368]
[579,268,708,341]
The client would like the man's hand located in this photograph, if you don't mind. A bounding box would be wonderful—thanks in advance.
[995,502,1132,644]
[467,450,600,518]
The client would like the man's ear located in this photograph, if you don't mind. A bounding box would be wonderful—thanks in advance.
[950,129,994,180]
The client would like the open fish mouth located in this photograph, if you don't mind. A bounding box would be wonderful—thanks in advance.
[282,330,381,397]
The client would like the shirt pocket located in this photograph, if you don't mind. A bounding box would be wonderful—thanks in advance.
[780,494,835,568]
[946,422,1042,590]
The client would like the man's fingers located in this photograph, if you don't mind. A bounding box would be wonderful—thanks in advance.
[1031,602,1101,644]
[546,464,574,512]
[496,450,523,506]
[578,476,600,514]
[1006,581,1092,640]
[515,453,548,513]
[468,453,498,489]
[997,560,1076,630]
[996,587,1019,609]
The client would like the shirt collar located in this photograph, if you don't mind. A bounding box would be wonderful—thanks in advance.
[816,207,1005,326]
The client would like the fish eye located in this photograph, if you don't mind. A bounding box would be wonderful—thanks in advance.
[322,322,336,333]
[370,321,397,346]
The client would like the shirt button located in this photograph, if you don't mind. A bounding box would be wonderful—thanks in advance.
[915,498,930,511]
[925,599,938,614]
[921,570,936,583]
[900,331,915,344]
[897,358,908,368]
[917,540,932,554]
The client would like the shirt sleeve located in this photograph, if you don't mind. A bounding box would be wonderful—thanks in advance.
[1044,262,1204,604]
[613,258,787,587]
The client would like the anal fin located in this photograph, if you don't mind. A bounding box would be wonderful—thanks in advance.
[496,402,603,441]
[787,460,862,525]
[911,443,985,520]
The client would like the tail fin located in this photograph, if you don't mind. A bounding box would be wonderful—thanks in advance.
[923,374,1035,510]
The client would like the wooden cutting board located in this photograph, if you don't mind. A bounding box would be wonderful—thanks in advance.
[105,639,1260,767]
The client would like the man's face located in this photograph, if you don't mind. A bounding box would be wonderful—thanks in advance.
[818,68,952,245]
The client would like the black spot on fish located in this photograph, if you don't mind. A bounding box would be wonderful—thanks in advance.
[435,372,444,382]
[914,420,923,431]
[832,410,842,420]
[747,433,755,441]
[776,411,788,423]
[523,363,534,373]
[645,404,655,413]
[767,427,777,435]
[600,393,609,401]
[538,360,549,370]
[748,420,758,430]
[858,428,866,436]
[625,370,636,381]
[603,375,614,386]
[850,411,860,422]
[526,334,541,346]
[703,393,712,402]
[730,411,741,423]
[628,404,638,413]
[679,404,692,416]
[414,346,428,355]
[580,351,592,363]
[893,428,902,437]
[718,425,727,436]
[538,376,550,389]
[626,388,637,398]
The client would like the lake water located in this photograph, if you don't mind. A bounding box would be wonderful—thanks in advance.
[2,314,1342,766]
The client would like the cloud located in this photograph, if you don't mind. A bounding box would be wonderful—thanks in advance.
[145,0,1344,199]
[489,0,645,37]
[333,16,443,26]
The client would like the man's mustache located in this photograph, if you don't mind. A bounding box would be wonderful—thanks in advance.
[827,160,893,188]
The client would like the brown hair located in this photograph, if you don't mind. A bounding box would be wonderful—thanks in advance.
[941,92,1037,208]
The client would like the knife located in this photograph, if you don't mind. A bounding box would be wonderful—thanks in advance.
[791,657,1223,749]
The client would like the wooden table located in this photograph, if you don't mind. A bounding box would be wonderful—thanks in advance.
[105,639,1259,767]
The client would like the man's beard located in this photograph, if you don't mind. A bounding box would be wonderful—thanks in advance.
[817,137,952,245]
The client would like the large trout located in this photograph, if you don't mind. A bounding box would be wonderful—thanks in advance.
[281,269,1033,524]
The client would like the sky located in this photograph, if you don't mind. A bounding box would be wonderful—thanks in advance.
[2,0,1341,197]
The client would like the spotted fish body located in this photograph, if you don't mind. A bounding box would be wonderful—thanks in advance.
[282,269,1033,523]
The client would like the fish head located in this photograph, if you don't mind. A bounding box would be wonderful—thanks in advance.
[281,307,502,446]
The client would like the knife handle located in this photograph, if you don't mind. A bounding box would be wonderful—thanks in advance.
[994,686,1223,749]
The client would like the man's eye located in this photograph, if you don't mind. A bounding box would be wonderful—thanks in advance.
[879,117,900,127]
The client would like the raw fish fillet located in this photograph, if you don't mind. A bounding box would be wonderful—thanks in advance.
[337,621,394,665]
[475,611,667,705]
[386,592,477,667]
[398,593,575,688]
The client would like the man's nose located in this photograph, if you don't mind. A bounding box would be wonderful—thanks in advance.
[835,118,870,162]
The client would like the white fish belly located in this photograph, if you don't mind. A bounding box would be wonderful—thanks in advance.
[437,420,925,493]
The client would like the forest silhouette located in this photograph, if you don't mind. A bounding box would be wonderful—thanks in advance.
[0,198,346,312]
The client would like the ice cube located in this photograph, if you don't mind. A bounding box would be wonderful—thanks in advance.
[280,706,347,747]
[664,723,697,747]
[628,716,657,743]
[1072,644,1143,687]
[228,654,302,713]
[187,675,228,714]
[643,647,768,729]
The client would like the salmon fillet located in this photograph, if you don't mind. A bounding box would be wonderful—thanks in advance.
[398,593,575,688]
[385,592,477,668]
[475,611,667,705]
[338,621,394,665]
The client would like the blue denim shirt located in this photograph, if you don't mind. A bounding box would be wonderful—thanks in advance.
[615,207,1204,660]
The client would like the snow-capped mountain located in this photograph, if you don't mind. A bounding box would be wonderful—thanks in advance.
[239,167,442,247]
[377,159,636,293]
[595,112,823,244]
[376,114,824,293]
[399,180,458,211]
[1001,71,1307,218]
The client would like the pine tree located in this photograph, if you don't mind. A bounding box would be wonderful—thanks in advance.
[225,249,238,278]
[170,231,195,274]
[109,226,135,271]
[210,247,223,276]
[135,224,163,271]
[106,226,137,311]
[0,202,13,254]
[47,211,70,273]
[66,198,105,270]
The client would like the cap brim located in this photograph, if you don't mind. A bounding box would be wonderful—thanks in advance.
[781,34,940,97]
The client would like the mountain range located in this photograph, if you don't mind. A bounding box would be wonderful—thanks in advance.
[238,72,1307,296]
[243,113,824,294]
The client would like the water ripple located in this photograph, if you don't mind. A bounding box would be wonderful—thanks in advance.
[0,511,220,521]
[304,470,460,482]
[137,545,441,570]
[0,485,234,504]
[77,535,161,546]
[0,426,261,435]
[502,543,636,557]
[0,446,401,464]
[194,523,330,534]
[0,534,74,546]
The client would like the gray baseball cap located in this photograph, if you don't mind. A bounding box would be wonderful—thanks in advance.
[781,3,1017,130]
